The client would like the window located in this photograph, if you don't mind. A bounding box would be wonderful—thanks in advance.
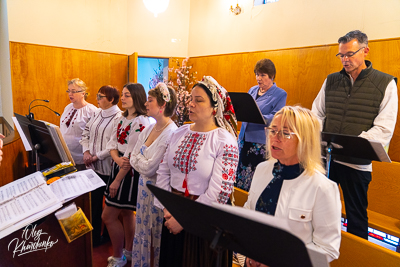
[254,0,279,6]
[137,57,169,93]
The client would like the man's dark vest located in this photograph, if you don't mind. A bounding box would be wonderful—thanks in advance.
[324,60,394,164]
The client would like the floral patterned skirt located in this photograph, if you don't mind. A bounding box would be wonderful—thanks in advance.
[132,175,163,267]
[234,141,266,191]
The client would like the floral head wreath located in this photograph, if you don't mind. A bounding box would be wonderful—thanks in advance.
[198,76,237,137]
[156,82,170,102]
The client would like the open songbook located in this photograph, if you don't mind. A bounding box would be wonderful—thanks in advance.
[0,172,60,232]
[0,169,105,239]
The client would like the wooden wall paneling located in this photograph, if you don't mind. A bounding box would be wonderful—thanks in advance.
[0,133,29,185]
[10,42,128,126]
[128,52,138,83]
[368,39,400,161]
[369,161,400,220]
[189,38,400,162]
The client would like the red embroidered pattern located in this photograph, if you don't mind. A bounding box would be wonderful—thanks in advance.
[63,109,77,128]
[173,132,206,196]
[135,124,145,132]
[217,144,239,203]
[117,120,132,145]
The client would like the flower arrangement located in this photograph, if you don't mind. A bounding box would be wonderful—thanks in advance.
[149,60,165,90]
[167,58,197,127]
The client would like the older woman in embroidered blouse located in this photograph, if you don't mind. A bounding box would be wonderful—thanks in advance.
[60,78,98,169]
[155,76,239,267]
[79,85,121,246]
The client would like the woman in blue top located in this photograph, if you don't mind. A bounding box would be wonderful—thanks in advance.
[235,59,287,191]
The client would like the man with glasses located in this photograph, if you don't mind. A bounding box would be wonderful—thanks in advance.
[312,30,398,239]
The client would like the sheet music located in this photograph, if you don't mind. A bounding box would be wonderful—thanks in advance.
[79,169,107,187]
[12,117,32,151]
[307,247,329,267]
[0,170,105,239]
[369,140,391,163]
[212,203,291,233]
[0,184,60,231]
[49,173,93,202]
[49,170,106,202]
[0,172,44,204]
[0,202,62,240]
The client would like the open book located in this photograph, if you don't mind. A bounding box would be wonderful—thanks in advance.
[41,120,75,165]
[0,169,105,239]
[0,172,61,234]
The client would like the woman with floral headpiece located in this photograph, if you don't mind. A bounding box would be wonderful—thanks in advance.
[130,83,178,267]
[154,76,239,267]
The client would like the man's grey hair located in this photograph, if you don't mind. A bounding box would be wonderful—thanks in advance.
[338,30,368,46]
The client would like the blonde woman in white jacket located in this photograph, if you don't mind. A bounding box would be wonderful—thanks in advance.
[244,106,341,266]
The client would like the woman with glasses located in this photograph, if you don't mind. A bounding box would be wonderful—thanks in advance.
[130,83,178,267]
[103,83,150,267]
[235,59,287,192]
[60,78,98,170]
[79,85,121,246]
[244,106,341,266]
[155,76,239,267]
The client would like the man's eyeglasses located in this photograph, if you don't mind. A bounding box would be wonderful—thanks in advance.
[66,90,83,94]
[336,47,366,59]
[97,94,107,100]
[266,127,296,141]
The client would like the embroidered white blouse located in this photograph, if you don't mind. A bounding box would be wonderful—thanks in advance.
[106,115,150,157]
[130,122,178,180]
[155,124,239,210]
[79,105,121,175]
[60,103,98,164]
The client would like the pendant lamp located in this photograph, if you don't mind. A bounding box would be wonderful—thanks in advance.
[143,0,170,17]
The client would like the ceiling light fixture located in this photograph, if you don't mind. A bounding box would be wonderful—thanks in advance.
[143,0,170,17]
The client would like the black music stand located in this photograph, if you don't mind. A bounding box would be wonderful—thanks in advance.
[148,184,327,267]
[14,113,63,171]
[229,92,266,124]
[321,132,391,178]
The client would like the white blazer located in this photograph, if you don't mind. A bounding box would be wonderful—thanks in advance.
[244,160,341,262]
